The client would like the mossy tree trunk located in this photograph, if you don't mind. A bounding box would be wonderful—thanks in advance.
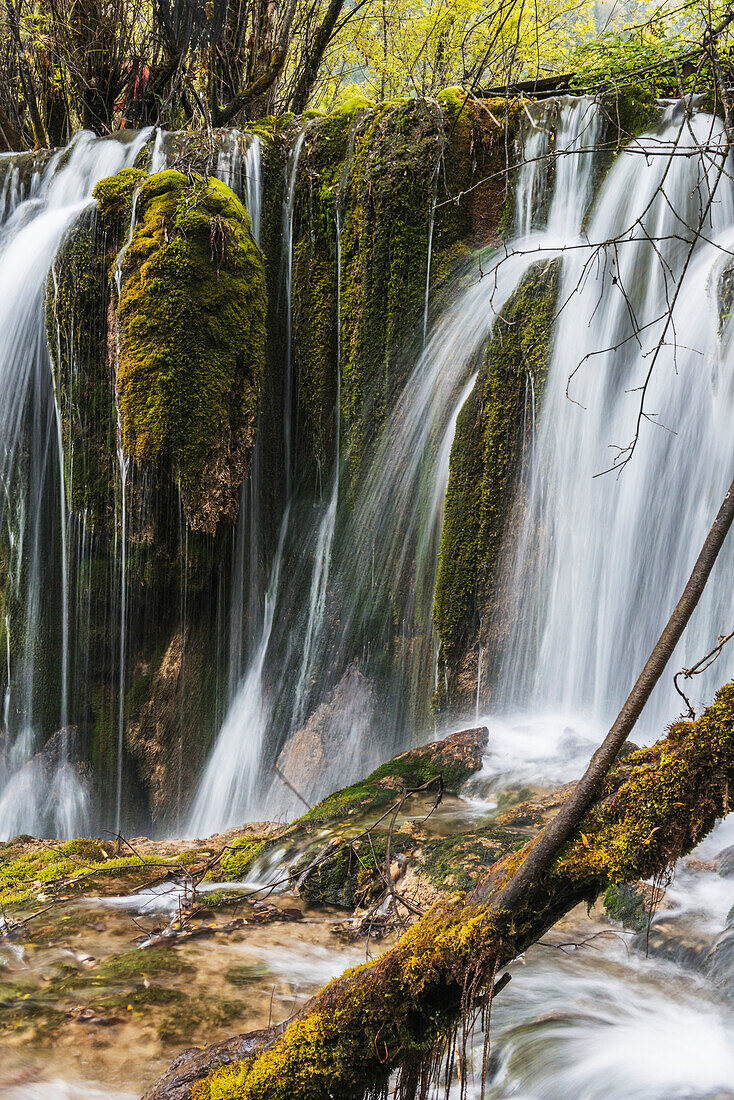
[146,683,734,1100]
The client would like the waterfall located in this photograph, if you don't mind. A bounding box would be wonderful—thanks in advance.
[188,506,291,833]
[3,94,726,842]
[423,192,437,347]
[187,97,605,831]
[188,128,309,832]
[244,135,263,247]
[495,104,734,737]
[0,129,151,840]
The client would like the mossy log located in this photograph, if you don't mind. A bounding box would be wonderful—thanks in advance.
[145,683,734,1100]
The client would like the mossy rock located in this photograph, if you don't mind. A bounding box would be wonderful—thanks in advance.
[94,166,146,229]
[301,724,488,825]
[433,258,560,705]
[45,208,115,528]
[599,82,660,145]
[101,168,268,534]
[0,836,209,911]
[293,820,527,909]
[219,839,266,881]
[213,727,489,903]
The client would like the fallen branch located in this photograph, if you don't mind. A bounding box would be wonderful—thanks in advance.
[143,683,734,1100]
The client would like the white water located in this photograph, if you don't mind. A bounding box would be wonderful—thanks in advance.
[216,130,263,245]
[0,129,151,839]
[245,135,263,246]
[190,97,605,831]
[496,105,734,736]
[188,506,290,832]
[187,126,311,834]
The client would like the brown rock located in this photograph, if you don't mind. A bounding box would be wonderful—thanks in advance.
[275,663,377,808]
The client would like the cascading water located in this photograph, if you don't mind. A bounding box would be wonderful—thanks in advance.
[0,129,151,839]
[188,129,309,832]
[494,104,734,737]
[185,96,605,832]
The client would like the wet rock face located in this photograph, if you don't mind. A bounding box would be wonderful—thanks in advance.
[125,626,216,825]
[274,664,376,810]
[716,844,734,877]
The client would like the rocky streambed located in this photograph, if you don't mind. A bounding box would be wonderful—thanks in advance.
[1,723,733,1099]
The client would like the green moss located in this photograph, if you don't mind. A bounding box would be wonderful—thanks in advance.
[604,882,649,931]
[290,99,373,471]
[421,829,525,893]
[0,838,206,910]
[340,99,443,486]
[433,259,559,695]
[295,823,526,908]
[219,839,265,881]
[303,740,477,826]
[107,169,267,532]
[225,963,271,986]
[555,684,734,889]
[93,946,193,983]
[45,209,117,527]
[600,83,660,145]
[93,166,146,228]
[292,835,393,908]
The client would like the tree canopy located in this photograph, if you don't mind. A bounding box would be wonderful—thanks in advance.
[0,0,730,149]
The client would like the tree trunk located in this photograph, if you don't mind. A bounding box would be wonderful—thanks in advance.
[289,0,348,115]
[144,682,734,1100]
[486,473,734,917]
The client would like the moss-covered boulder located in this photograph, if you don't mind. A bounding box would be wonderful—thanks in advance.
[433,258,560,708]
[105,169,268,534]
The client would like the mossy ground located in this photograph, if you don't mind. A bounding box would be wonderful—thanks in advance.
[0,836,215,909]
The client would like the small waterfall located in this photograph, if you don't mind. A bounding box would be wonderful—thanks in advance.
[515,108,552,235]
[291,201,343,732]
[423,192,437,346]
[216,129,243,194]
[244,135,263,246]
[188,128,309,832]
[496,106,734,736]
[188,506,291,833]
[0,129,151,839]
[283,126,310,493]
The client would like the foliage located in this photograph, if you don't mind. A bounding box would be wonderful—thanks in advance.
[0,0,730,149]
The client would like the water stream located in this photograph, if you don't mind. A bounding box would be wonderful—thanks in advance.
[0,129,152,839]
[0,97,733,1097]
[495,104,734,738]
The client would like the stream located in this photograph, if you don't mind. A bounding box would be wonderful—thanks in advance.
[1,717,731,1098]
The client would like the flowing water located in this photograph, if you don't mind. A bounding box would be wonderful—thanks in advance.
[496,104,734,736]
[0,96,733,1097]
[0,129,152,840]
